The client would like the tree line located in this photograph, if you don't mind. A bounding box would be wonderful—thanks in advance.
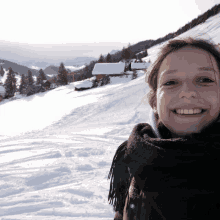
[2,62,69,99]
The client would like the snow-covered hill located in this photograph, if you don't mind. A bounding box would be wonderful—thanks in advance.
[0,12,220,220]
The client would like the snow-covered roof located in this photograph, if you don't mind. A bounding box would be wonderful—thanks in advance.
[0,85,5,96]
[131,62,150,70]
[92,63,125,75]
[74,78,93,88]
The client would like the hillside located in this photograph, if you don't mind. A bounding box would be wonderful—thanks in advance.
[0,59,40,77]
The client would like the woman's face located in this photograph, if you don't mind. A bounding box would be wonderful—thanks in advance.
[156,46,220,137]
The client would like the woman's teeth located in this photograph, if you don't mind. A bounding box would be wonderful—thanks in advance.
[174,109,203,115]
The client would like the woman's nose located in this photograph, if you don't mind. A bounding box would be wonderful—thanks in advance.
[179,82,197,99]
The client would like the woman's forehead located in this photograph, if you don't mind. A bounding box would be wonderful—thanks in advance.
[158,46,219,76]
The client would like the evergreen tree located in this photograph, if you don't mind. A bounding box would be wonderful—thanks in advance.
[106,53,112,63]
[121,47,126,61]
[126,43,132,60]
[83,65,89,78]
[0,66,4,76]
[4,67,16,98]
[11,69,17,93]
[19,74,27,94]
[37,69,47,85]
[27,70,34,85]
[98,54,105,63]
[36,76,40,85]
[36,69,47,92]
[57,62,68,85]
[121,44,132,61]
[52,76,57,83]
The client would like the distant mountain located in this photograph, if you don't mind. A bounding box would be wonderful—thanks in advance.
[18,57,97,70]
[43,65,59,77]
[19,60,51,69]
[65,57,97,67]
[103,50,120,57]
[0,59,45,78]
[109,49,120,55]
[43,65,76,77]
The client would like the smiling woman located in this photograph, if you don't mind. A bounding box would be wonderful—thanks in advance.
[108,37,220,219]
[156,46,220,138]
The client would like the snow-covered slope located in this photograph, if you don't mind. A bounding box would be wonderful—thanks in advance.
[0,12,220,220]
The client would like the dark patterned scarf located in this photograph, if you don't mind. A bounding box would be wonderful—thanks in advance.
[108,120,220,215]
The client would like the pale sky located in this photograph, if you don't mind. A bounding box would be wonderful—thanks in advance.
[0,0,219,46]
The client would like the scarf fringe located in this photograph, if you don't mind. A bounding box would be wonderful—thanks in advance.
[108,140,132,212]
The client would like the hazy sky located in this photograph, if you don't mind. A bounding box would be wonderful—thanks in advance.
[0,0,219,45]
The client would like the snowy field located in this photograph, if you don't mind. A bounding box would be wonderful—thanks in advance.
[0,12,220,219]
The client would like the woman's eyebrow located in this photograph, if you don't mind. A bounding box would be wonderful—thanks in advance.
[197,67,216,72]
[162,67,216,75]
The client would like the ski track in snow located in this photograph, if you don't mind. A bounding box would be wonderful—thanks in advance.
[0,13,220,219]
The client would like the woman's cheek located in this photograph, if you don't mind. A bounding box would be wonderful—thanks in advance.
[203,91,218,104]
[157,90,172,111]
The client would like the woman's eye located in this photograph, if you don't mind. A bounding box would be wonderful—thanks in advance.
[163,81,177,86]
[198,78,214,83]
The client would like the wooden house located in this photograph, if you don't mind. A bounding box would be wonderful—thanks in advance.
[92,63,126,83]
